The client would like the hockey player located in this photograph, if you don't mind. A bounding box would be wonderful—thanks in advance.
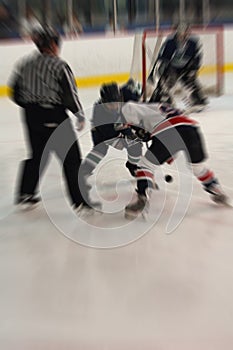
[149,23,208,109]
[116,102,228,219]
[79,82,143,200]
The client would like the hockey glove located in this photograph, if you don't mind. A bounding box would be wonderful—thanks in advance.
[134,127,151,142]
[114,122,129,131]
[159,103,183,118]
[120,127,135,137]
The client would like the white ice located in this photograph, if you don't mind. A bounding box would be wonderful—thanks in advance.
[0,89,233,350]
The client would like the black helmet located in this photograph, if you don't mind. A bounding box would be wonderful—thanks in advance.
[100,82,122,103]
[32,26,60,52]
[174,22,190,41]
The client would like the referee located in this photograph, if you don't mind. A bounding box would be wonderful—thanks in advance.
[9,26,88,212]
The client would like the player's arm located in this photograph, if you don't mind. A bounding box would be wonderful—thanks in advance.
[92,103,120,143]
[147,39,172,82]
[120,102,153,142]
[155,38,178,81]
[185,37,202,71]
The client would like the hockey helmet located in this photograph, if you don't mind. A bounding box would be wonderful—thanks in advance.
[32,26,60,52]
[100,82,122,103]
[175,22,190,41]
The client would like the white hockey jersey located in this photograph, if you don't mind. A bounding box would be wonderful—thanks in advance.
[121,102,198,137]
[121,102,164,132]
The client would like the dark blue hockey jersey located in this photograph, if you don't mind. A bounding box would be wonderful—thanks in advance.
[158,33,202,71]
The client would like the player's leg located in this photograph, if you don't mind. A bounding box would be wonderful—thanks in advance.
[77,139,109,211]
[125,133,173,219]
[124,138,143,177]
[80,141,109,179]
[192,164,229,204]
[180,71,208,108]
[179,126,228,204]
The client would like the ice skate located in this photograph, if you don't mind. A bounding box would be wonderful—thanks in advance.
[210,190,231,207]
[204,181,231,207]
[124,193,149,220]
[16,194,41,211]
[74,200,102,219]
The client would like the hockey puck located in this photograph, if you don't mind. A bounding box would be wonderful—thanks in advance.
[165,175,173,183]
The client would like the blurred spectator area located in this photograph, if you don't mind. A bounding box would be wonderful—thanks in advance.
[0,0,233,40]
[0,1,18,38]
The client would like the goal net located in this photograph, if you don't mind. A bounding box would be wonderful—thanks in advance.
[130,26,224,100]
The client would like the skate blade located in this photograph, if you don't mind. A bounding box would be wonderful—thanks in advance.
[124,211,138,220]
[75,204,103,219]
[76,208,95,219]
[17,202,40,212]
[124,209,148,221]
[212,194,232,207]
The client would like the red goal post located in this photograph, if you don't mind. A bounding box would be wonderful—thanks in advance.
[141,26,224,98]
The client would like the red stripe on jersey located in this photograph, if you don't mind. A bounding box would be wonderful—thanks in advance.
[151,116,198,136]
[198,170,214,182]
[137,170,154,179]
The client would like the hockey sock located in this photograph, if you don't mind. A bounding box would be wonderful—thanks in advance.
[136,167,155,196]
[192,164,219,193]
[81,149,105,176]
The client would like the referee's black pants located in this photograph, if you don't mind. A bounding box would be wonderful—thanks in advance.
[17,106,84,207]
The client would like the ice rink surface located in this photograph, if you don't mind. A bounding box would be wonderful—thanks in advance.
[0,89,233,349]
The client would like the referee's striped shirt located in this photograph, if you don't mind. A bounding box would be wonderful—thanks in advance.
[9,51,84,118]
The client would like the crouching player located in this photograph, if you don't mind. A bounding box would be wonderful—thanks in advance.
[78,82,143,210]
[119,103,229,219]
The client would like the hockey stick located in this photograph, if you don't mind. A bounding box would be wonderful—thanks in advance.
[147,57,159,83]
[146,32,164,82]
[142,33,164,101]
